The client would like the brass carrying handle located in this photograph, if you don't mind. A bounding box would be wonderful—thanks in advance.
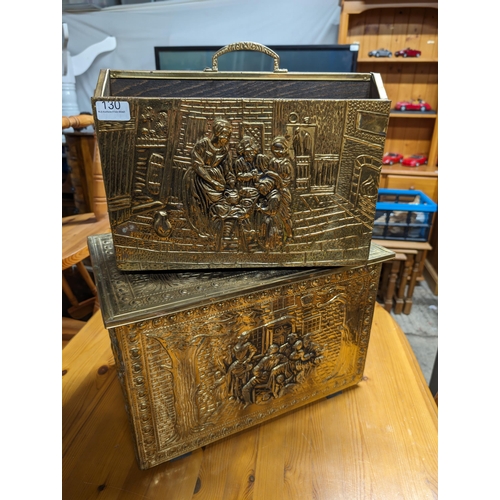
[205,41,287,73]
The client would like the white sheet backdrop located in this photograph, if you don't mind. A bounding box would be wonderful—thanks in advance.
[62,0,341,113]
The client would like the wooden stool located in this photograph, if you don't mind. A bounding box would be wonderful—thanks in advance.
[373,240,432,315]
[378,253,406,312]
[393,249,417,314]
[404,248,426,314]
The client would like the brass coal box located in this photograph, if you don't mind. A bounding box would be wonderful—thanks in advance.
[91,42,391,271]
[88,233,394,469]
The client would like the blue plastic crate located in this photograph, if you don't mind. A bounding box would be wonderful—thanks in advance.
[373,188,437,242]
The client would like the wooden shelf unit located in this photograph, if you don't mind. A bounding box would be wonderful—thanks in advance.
[339,1,438,292]
[338,1,438,169]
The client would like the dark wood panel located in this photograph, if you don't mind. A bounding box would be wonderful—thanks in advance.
[109,78,375,99]
[64,133,95,214]
[347,7,438,58]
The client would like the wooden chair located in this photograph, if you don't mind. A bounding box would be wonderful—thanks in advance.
[62,114,111,345]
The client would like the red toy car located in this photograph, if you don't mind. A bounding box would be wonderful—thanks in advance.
[382,152,403,165]
[402,154,428,167]
[395,48,421,57]
[395,99,432,112]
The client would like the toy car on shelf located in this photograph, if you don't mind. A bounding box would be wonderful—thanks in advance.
[402,154,428,167]
[395,48,421,57]
[394,99,432,112]
[368,48,392,57]
[382,152,403,165]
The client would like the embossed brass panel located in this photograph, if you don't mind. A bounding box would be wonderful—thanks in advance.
[88,233,394,469]
[92,42,391,270]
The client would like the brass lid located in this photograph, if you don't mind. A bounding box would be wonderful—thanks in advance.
[88,233,394,328]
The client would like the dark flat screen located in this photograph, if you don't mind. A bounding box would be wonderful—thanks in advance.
[154,45,359,73]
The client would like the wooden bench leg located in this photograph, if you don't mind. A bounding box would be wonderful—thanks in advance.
[378,263,390,305]
[394,254,413,315]
[384,260,401,312]
[404,250,423,315]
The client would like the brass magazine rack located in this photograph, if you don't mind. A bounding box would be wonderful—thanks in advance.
[88,42,394,470]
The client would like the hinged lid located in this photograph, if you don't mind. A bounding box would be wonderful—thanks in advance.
[88,233,394,328]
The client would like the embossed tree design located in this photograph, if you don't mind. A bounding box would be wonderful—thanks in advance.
[147,334,207,439]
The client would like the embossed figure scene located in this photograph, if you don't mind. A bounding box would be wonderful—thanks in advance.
[185,126,295,252]
[97,98,389,269]
[223,326,323,406]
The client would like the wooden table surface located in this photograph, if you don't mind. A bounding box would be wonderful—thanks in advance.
[372,239,432,252]
[62,213,111,271]
[62,303,438,500]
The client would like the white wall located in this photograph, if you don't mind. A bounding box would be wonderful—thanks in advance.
[62,0,341,113]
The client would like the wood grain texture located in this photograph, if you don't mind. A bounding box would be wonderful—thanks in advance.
[64,133,95,214]
[359,62,438,109]
[385,173,438,201]
[109,78,374,99]
[62,214,111,320]
[63,115,94,130]
[338,3,438,169]
[63,114,108,221]
[62,304,437,499]
[62,317,86,343]
[384,115,436,162]
[345,6,438,60]
[91,140,108,221]
[381,163,437,177]
[62,213,111,270]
